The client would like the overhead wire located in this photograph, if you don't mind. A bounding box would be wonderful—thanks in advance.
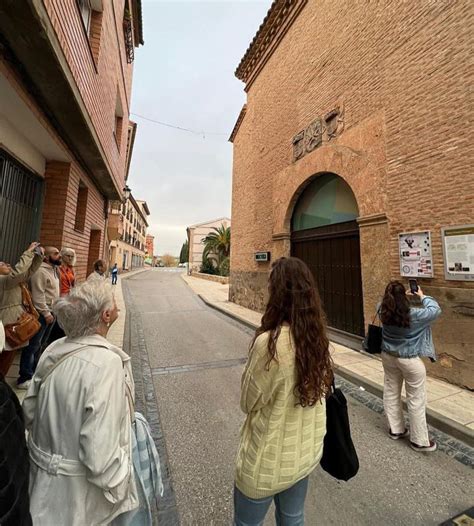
[131,112,228,139]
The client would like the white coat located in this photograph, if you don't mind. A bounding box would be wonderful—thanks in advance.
[22,334,139,525]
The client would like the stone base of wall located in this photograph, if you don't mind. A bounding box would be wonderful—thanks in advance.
[229,270,268,312]
[193,272,229,285]
[424,285,474,390]
[230,273,474,390]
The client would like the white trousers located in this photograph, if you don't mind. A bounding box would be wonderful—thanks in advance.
[381,352,430,446]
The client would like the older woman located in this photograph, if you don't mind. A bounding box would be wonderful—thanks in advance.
[23,280,138,525]
[0,242,43,376]
[59,247,76,297]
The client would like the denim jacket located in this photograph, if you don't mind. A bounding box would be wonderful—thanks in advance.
[381,297,441,360]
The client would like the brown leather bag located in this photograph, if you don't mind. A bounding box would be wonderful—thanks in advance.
[4,283,41,348]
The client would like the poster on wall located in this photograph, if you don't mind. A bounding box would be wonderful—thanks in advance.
[442,225,474,281]
[399,231,433,278]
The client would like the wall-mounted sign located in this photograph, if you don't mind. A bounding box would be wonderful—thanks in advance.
[442,225,474,281]
[399,231,433,278]
[255,251,271,262]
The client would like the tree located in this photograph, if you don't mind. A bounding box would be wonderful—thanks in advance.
[202,225,230,268]
[179,240,189,264]
[201,225,231,276]
[162,254,177,267]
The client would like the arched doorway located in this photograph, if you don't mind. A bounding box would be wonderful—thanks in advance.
[291,173,364,336]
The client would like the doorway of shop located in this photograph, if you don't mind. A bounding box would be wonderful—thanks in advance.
[291,173,364,336]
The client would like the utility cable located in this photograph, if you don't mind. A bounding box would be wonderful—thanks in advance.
[131,112,228,139]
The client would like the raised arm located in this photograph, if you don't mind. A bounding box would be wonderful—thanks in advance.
[0,243,43,291]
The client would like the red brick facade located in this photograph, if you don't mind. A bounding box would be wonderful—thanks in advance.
[40,162,106,281]
[0,1,143,282]
[230,0,473,387]
[43,0,135,191]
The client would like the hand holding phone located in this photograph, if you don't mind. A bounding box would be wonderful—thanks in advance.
[409,279,418,294]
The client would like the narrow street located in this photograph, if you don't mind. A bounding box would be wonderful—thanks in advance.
[122,269,472,526]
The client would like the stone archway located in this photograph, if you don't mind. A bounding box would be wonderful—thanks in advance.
[290,173,364,336]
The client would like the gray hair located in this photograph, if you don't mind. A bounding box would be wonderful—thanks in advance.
[53,280,115,338]
[60,247,76,266]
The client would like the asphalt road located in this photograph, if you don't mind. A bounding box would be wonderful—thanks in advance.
[124,269,473,526]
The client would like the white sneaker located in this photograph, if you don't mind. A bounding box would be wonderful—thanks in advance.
[17,380,31,390]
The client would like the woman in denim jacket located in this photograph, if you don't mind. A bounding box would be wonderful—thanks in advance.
[380,280,441,452]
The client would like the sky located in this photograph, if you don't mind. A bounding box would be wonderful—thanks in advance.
[127,0,272,256]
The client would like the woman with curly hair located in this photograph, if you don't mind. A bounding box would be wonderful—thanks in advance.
[380,280,441,452]
[234,257,332,526]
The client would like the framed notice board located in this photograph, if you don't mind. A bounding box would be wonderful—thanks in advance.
[398,231,433,278]
[442,225,474,281]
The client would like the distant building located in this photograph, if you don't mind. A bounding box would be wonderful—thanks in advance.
[145,234,155,264]
[108,196,150,271]
[0,0,144,280]
[186,217,231,272]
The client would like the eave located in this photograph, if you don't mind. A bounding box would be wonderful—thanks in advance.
[235,0,307,91]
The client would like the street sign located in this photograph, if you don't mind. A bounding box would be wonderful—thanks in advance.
[255,251,271,262]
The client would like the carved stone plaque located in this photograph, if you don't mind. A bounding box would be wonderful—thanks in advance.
[292,130,305,161]
[304,119,322,153]
[292,104,344,162]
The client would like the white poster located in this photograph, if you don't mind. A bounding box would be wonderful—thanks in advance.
[442,225,474,281]
[399,231,433,278]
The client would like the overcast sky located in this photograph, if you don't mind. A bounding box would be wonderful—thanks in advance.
[127,0,272,256]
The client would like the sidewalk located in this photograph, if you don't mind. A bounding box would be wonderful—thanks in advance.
[4,268,149,402]
[182,274,474,446]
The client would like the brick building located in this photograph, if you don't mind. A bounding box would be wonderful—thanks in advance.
[0,0,144,281]
[108,195,149,271]
[230,0,473,388]
[145,234,155,263]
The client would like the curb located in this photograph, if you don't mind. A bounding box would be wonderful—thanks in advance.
[119,268,150,280]
[199,293,474,448]
[197,294,258,331]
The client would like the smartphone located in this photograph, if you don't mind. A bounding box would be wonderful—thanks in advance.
[409,279,418,294]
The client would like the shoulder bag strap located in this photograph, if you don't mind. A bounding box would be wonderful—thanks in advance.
[371,306,381,326]
[41,346,90,385]
[20,282,39,318]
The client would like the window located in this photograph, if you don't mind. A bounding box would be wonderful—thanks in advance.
[123,2,134,63]
[77,0,92,34]
[77,1,103,65]
[114,90,124,150]
[292,173,359,231]
[74,181,88,232]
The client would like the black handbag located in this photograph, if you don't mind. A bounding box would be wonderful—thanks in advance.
[320,380,359,481]
[363,309,382,354]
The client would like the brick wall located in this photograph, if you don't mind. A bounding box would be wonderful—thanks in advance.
[40,161,106,282]
[231,0,473,387]
[43,0,136,192]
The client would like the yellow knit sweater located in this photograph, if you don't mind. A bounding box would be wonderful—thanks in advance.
[235,327,326,499]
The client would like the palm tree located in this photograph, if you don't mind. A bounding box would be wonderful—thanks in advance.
[202,225,231,269]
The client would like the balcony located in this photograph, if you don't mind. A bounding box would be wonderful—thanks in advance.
[107,213,123,241]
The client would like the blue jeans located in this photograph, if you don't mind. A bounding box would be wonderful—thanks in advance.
[234,477,309,526]
[18,314,54,384]
[112,273,118,284]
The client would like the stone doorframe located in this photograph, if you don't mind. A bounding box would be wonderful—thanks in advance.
[269,115,389,330]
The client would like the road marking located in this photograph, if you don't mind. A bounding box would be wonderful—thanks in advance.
[151,357,247,376]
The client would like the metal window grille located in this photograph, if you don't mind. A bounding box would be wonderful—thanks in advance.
[0,149,44,263]
[123,15,134,63]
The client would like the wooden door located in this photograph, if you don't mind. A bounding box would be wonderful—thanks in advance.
[291,220,364,336]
